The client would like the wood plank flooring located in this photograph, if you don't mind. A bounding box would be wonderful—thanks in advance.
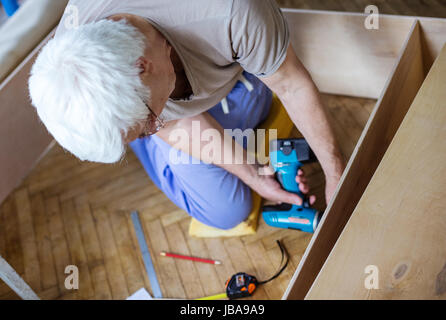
[0,94,375,300]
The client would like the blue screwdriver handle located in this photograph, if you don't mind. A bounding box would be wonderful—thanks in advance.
[275,164,309,206]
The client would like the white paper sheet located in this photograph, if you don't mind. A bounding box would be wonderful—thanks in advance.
[127,288,153,300]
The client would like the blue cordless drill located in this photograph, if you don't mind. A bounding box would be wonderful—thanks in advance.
[262,139,321,233]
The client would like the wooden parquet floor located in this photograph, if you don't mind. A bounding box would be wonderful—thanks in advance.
[0,94,375,300]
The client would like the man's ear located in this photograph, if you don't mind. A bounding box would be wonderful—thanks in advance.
[136,56,153,75]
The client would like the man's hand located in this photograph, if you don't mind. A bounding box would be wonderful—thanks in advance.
[245,165,316,206]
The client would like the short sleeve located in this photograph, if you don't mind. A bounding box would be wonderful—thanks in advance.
[230,0,290,77]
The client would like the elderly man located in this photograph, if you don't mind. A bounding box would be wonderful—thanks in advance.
[29,0,344,230]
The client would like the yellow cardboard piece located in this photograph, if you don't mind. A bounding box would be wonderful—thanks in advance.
[189,94,295,238]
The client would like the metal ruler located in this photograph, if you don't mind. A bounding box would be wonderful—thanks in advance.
[131,211,163,299]
[0,255,39,300]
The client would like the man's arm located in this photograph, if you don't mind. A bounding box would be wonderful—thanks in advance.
[260,45,345,203]
[156,111,307,206]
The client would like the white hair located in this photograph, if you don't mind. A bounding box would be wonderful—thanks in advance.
[29,19,150,163]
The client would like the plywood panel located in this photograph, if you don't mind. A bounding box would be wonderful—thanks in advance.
[419,17,446,72]
[307,44,446,300]
[283,10,415,99]
[284,20,427,300]
[277,0,446,18]
[0,32,55,205]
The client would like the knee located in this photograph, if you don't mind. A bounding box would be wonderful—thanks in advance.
[212,197,253,230]
[191,187,253,230]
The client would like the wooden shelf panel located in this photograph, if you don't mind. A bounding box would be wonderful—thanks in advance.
[284,19,427,300]
[306,44,446,300]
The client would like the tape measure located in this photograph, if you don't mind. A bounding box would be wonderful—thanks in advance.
[225,272,258,299]
[224,240,289,299]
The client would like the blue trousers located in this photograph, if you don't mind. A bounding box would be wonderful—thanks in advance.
[130,72,272,229]
[1,0,19,16]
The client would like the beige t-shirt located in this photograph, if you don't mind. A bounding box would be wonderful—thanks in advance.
[55,0,290,121]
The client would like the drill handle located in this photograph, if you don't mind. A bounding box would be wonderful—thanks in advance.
[276,167,308,206]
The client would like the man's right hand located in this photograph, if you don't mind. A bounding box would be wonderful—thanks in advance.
[245,165,316,206]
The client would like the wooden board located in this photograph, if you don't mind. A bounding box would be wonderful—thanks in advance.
[283,10,446,100]
[283,9,414,99]
[0,31,55,205]
[306,43,446,300]
[419,18,446,72]
[277,0,446,18]
[284,20,427,300]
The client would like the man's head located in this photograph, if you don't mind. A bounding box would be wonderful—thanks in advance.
[29,15,175,163]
